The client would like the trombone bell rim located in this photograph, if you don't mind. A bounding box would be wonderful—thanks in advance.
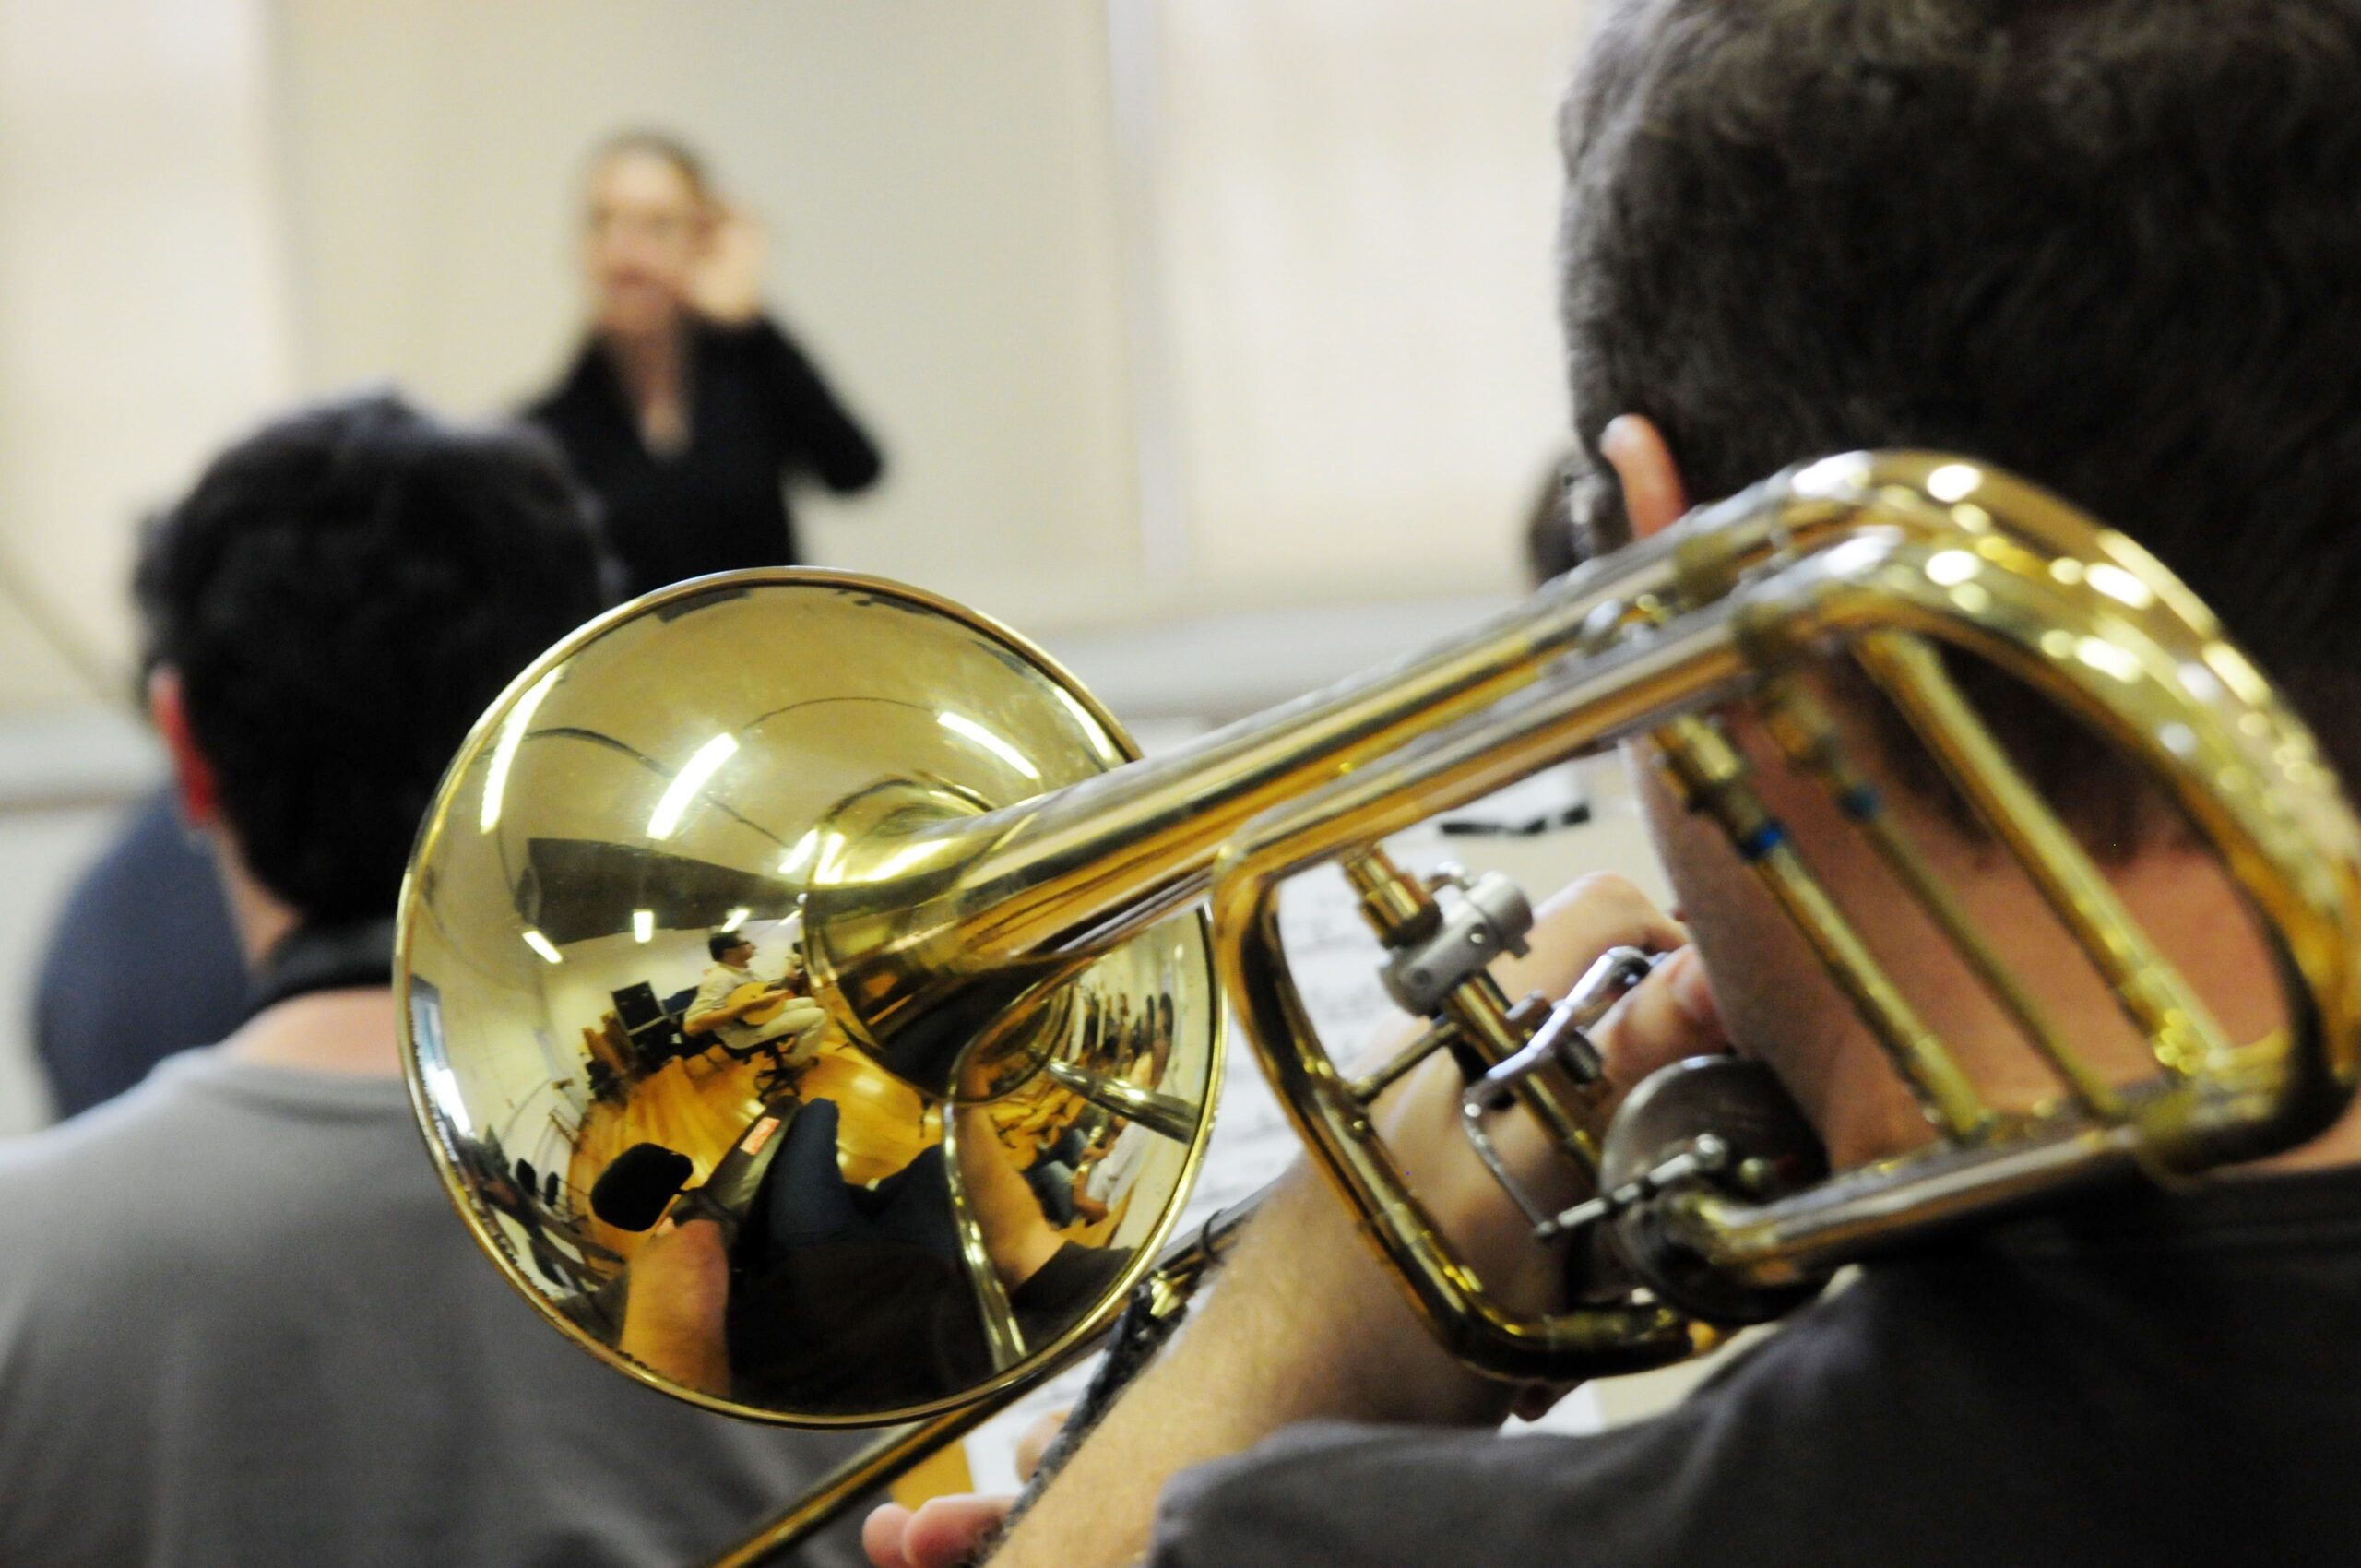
[397,567,1228,1429]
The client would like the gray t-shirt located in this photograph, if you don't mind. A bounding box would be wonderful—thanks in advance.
[0,1049,870,1568]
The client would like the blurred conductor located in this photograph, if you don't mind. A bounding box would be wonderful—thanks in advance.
[528,132,884,599]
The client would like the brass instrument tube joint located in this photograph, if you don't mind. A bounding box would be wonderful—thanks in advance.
[1341,849,1605,1173]
[1654,715,1991,1143]
[1758,674,2119,1120]
[1351,1016,1464,1103]
[1345,847,1440,946]
[1671,529,1751,611]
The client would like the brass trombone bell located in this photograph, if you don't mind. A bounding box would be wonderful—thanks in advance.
[398,576,1224,1428]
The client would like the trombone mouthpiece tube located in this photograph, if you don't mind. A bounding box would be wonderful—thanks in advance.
[801,523,1716,1096]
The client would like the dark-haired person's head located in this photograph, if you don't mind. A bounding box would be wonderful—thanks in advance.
[1557,1,2361,1165]
[1559,0,2361,801]
[138,392,612,935]
[709,932,752,963]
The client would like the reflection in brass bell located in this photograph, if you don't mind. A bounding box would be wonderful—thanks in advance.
[399,572,1221,1428]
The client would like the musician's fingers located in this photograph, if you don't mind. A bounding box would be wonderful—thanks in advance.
[903,1495,1014,1568]
[1588,945,1728,1111]
[1495,874,1689,1001]
[860,1503,917,1568]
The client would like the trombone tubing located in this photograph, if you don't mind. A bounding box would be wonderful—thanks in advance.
[820,519,1726,970]
[1204,461,2361,1353]
[1204,604,1756,1376]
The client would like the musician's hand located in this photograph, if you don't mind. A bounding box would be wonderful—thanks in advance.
[861,1496,1010,1568]
[974,881,1723,1567]
[1368,874,1726,1317]
[1514,874,1724,1100]
[614,1218,731,1396]
[860,1411,1065,1568]
[664,1184,744,1251]
[691,205,766,324]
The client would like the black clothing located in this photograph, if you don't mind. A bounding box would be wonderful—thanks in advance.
[1012,1237,1134,1329]
[716,1099,1133,1413]
[729,1236,983,1413]
[1152,1169,2361,1568]
[526,315,881,598]
[243,918,396,1017]
[33,789,248,1118]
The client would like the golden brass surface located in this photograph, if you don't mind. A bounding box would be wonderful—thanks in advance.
[1754,674,2119,1119]
[400,573,1221,1428]
[1653,710,1992,1142]
[400,452,2361,1562]
[1205,451,2360,1374]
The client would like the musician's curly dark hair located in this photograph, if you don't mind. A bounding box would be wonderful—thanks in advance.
[1561,0,2361,846]
[136,392,615,923]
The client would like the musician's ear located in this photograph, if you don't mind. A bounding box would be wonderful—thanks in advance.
[1600,415,1689,541]
[148,665,221,829]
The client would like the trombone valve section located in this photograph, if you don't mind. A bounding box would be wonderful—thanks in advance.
[1334,848,1799,1293]
[1338,849,1596,1161]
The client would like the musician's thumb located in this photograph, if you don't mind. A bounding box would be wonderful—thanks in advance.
[1593,946,1729,1100]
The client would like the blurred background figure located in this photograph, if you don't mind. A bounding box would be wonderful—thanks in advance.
[0,0,1609,1134]
[0,0,1636,1159]
[0,393,872,1566]
[30,789,246,1118]
[0,0,1646,1501]
[526,133,884,599]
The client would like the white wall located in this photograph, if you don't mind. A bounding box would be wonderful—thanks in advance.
[1146,0,1594,604]
[266,0,1597,633]
[0,0,298,711]
[0,0,1605,715]
[0,0,1621,1122]
[268,0,1145,636]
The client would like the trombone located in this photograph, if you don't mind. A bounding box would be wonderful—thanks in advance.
[398,452,2361,1564]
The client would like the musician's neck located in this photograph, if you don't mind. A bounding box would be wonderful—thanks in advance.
[205,828,403,1078]
[220,988,402,1077]
[200,829,296,970]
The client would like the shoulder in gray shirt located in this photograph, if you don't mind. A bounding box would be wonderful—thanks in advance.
[0,1049,869,1568]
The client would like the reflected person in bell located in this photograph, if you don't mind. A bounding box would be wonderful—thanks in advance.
[0,394,871,1568]
[609,1099,1133,1411]
[686,928,827,1080]
[526,131,884,600]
